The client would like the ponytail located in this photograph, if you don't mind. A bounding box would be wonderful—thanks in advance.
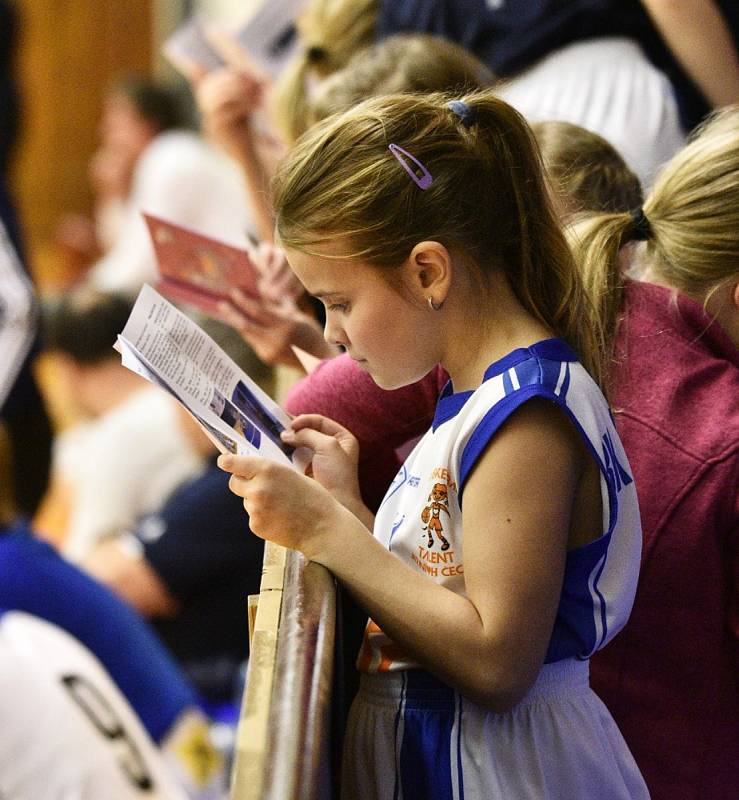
[271,0,378,143]
[274,89,606,388]
[569,105,739,387]
[568,211,645,388]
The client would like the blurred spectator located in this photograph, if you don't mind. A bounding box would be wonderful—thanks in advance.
[77,76,254,295]
[532,120,644,218]
[307,33,495,125]
[1,284,225,798]
[377,0,739,131]
[0,0,53,520]
[42,287,204,561]
[0,609,191,800]
[570,107,739,800]
[198,33,495,372]
[82,320,272,705]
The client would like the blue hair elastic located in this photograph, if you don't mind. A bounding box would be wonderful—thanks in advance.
[447,99,476,127]
[388,143,433,190]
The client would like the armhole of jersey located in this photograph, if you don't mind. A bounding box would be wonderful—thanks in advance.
[458,386,615,540]
[458,386,556,504]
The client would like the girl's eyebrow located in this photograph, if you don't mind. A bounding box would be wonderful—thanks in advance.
[312,290,342,299]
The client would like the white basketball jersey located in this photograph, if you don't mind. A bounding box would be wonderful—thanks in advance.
[358,339,642,673]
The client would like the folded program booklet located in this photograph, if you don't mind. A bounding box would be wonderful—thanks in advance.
[116,284,309,471]
[144,213,261,322]
[162,0,303,80]
[161,15,226,78]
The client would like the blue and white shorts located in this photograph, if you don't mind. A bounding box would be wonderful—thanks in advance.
[342,660,649,799]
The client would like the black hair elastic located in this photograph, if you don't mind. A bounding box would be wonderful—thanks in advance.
[306,45,326,62]
[630,207,652,241]
[447,100,476,128]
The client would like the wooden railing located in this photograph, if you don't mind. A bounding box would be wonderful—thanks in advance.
[230,542,337,800]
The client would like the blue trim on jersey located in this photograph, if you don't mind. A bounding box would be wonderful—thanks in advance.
[456,694,465,800]
[502,368,514,395]
[456,386,621,661]
[398,671,456,800]
[415,341,628,664]
[561,362,571,401]
[545,538,611,662]
[592,554,610,652]
[433,385,472,431]
[480,339,578,382]
[433,339,577,432]
[458,385,555,495]
[379,463,409,513]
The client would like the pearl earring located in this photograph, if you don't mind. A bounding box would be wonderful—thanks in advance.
[428,296,443,311]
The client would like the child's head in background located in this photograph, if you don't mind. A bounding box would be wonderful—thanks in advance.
[570,105,739,361]
[272,0,378,143]
[273,90,603,387]
[531,120,643,218]
[308,34,495,126]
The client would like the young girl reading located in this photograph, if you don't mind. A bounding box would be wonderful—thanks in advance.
[218,90,649,799]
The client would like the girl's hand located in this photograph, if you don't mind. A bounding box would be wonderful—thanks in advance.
[251,242,305,305]
[217,289,340,368]
[281,414,362,508]
[217,455,350,559]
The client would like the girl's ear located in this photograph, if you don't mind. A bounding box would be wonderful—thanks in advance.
[733,280,739,310]
[405,241,453,306]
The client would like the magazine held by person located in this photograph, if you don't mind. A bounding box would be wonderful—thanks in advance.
[116,284,309,471]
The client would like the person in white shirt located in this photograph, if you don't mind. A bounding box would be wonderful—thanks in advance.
[82,76,255,296]
[0,609,190,800]
[43,288,204,561]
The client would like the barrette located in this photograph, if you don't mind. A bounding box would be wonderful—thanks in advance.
[388,143,433,190]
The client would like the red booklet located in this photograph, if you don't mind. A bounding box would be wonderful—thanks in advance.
[144,213,260,319]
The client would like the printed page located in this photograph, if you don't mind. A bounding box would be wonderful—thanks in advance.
[117,285,309,471]
[200,0,304,79]
[162,16,226,79]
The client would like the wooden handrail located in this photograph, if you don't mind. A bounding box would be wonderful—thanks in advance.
[231,543,336,800]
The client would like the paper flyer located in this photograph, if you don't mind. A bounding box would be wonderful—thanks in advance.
[162,1,304,79]
[117,284,310,472]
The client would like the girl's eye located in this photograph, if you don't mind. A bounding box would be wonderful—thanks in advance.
[328,303,349,313]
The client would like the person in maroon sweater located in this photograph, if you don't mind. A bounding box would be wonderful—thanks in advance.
[285,109,738,798]
[568,107,739,800]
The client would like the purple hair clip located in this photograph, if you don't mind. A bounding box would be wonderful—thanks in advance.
[388,143,433,190]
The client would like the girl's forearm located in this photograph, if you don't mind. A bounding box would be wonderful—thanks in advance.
[310,514,539,710]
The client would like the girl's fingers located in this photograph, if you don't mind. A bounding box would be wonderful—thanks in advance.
[281,425,342,453]
[217,453,261,478]
[289,414,351,438]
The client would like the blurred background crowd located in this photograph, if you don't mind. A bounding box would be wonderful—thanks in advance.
[0,1,737,798]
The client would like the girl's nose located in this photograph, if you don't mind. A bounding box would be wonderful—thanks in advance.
[323,317,348,348]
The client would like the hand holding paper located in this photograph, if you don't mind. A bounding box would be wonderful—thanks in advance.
[116,284,310,472]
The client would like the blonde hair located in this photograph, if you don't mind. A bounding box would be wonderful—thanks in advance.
[0,423,16,527]
[271,0,378,143]
[532,121,642,217]
[309,34,495,125]
[570,105,739,377]
[273,90,605,387]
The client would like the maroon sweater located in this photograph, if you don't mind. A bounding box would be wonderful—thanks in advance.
[590,281,739,800]
[284,280,739,798]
